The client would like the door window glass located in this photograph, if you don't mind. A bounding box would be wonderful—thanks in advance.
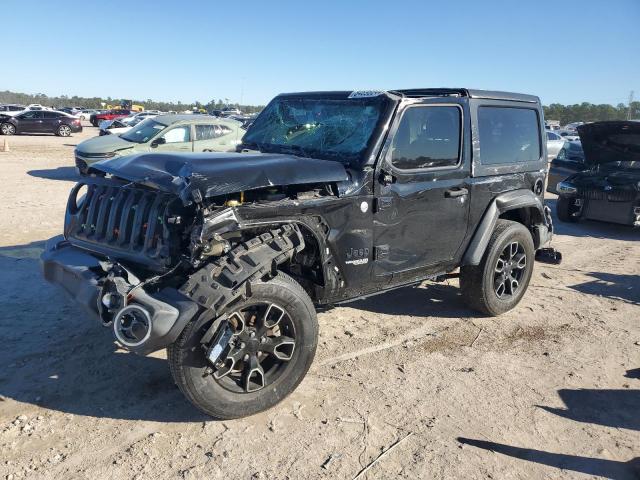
[20,111,41,119]
[162,126,191,143]
[391,105,462,169]
[478,107,541,165]
[195,124,218,141]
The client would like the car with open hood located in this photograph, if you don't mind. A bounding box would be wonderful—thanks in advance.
[42,88,557,419]
[555,121,640,226]
[74,114,246,173]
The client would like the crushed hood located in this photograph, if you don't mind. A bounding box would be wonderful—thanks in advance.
[577,121,640,165]
[89,152,350,203]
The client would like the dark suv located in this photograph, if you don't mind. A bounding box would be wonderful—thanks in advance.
[1,110,82,136]
[42,88,554,419]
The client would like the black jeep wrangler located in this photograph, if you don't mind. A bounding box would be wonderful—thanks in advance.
[42,88,555,419]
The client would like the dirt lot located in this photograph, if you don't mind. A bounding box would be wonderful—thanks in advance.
[0,126,638,480]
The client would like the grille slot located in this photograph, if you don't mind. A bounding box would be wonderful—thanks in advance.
[70,184,173,260]
[581,188,637,202]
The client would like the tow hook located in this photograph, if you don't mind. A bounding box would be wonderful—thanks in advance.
[535,247,562,265]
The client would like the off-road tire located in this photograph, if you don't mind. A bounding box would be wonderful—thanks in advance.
[460,219,535,316]
[168,272,318,419]
[556,196,580,223]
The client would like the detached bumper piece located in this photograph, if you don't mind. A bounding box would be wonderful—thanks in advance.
[40,236,198,355]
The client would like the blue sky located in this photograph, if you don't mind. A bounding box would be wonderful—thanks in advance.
[3,0,639,106]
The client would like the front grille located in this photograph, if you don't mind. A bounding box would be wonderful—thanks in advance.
[75,151,115,158]
[68,183,176,268]
[581,188,637,203]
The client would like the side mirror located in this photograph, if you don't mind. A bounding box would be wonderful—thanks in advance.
[151,137,166,148]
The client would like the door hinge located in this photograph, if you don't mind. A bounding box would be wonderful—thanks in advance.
[374,245,389,260]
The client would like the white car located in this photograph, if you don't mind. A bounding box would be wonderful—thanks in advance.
[558,130,580,142]
[546,130,567,160]
[0,104,26,117]
[121,111,159,125]
[25,103,52,111]
[77,109,98,121]
[98,119,133,136]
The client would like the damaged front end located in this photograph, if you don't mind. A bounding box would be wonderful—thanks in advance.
[42,151,349,354]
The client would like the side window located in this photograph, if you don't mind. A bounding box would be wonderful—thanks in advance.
[547,132,559,141]
[21,111,40,119]
[390,105,462,169]
[478,107,541,165]
[162,125,191,143]
[195,124,217,141]
[43,111,60,119]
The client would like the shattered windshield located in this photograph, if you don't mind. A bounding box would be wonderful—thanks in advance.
[242,95,390,163]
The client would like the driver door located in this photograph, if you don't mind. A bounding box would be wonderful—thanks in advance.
[374,100,470,277]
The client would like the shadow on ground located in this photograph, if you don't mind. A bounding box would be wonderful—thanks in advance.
[538,388,640,431]
[27,167,80,181]
[345,282,483,319]
[0,241,208,423]
[567,271,640,306]
[458,437,640,480]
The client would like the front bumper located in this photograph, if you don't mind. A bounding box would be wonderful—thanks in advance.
[40,236,199,355]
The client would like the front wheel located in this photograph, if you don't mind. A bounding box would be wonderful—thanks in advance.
[460,220,535,316]
[556,196,581,222]
[168,272,318,419]
[1,123,16,135]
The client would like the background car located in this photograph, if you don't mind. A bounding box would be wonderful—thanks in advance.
[546,141,585,193]
[0,110,83,136]
[75,115,246,172]
[558,130,580,141]
[0,104,26,116]
[77,109,98,121]
[90,109,133,127]
[546,130,566,160]
[98,119,133,136]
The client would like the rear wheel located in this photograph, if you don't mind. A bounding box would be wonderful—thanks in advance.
[168,272,318,419]
[556,196,581,222]
[1,123,15,135]
[57,124,72,137]
[460,220,535,316]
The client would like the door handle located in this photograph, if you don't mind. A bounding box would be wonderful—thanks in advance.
[445,187,468,198]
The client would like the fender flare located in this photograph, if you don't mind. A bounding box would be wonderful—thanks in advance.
[461,189,548,266]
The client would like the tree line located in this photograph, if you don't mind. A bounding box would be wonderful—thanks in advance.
[0,90,264,114]
[543,102,638,125]
[1,90,638,123]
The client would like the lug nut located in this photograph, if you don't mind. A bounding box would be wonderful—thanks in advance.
[260,337,267,344]
[243,354,250,361]
[240,342,246,349]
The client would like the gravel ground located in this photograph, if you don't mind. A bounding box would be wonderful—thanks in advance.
[0,126,639,480]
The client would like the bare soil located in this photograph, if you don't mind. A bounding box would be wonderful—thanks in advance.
[0,126,639,479]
